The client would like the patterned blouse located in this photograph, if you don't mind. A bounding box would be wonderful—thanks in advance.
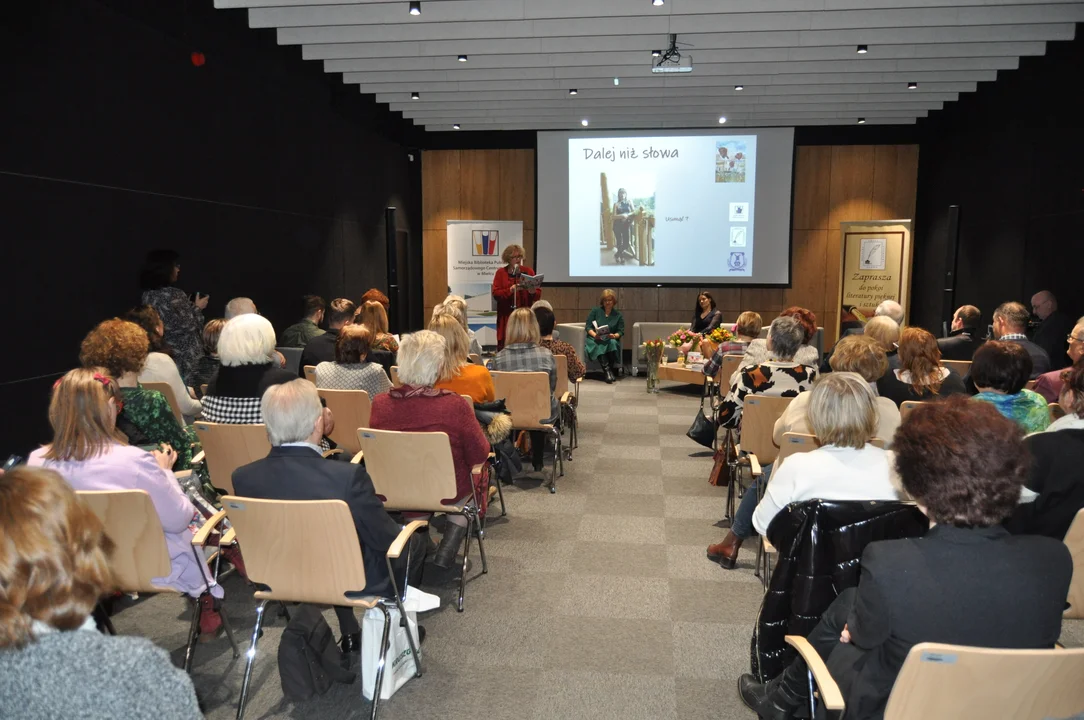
[117,385,200,470]
[372,333,399,353]
[972,390,1051,435]
[141,286,204,384]
[717,361,818,429]
[540,338,586,381]
[314,361,392,397]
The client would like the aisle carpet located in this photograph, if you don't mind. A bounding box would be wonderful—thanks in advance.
[113,376,1084,720]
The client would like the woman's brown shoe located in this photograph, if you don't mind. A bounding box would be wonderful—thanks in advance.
[706,531,744,570]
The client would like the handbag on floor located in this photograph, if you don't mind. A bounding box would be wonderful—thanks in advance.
[708,448,729,487]
[278,605,356,701]
[686,407,716,449]
[361,604,420,700]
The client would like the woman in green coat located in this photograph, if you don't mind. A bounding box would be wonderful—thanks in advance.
[584,289,625,384]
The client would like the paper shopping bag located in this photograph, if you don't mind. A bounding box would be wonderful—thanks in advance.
[361,605,420,701]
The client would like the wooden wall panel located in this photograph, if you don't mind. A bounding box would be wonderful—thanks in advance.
[701,288,743,314]
[422,150,460,230]
[422,228,448,310]
[793,146,833,231]
[827,146,877,230]
[784,229,828,318]
[499,149,535,230]
[872,145,920,220]
[458,149,501,221]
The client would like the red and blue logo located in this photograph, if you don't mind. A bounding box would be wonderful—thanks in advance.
[472,230,499,256]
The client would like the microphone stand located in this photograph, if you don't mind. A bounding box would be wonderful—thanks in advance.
[511,264,520,311]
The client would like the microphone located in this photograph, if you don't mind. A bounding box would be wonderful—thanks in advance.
[511,264,521,278]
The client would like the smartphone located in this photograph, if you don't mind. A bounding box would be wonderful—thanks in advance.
[2,454,24,472]
[190,291,202,302]
[137,444,162,453]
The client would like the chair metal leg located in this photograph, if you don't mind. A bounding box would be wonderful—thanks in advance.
[278,601,291,623]
[368,605,393,720]
[494,469,507,517]
[183,594,204,673]
[474,508,488,575]
[457,512,473,612]
[236,600,269,720]
[93,602,116,636]
[386,595,423,678]
[220,605,241,658]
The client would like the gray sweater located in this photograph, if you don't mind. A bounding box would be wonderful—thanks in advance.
[0,628,201,719]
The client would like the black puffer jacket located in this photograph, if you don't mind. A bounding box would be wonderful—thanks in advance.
[750,499,928,682]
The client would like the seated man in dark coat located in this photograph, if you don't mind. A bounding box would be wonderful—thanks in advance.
[937,304,985,361]
[1030,290,1076,371]
[232,379,426,654]
[739,397,1071,720]
[300,297,394,377]
[992,301,1051,378]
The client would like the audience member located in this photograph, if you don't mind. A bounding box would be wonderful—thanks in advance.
[937,304,985,360]
[690,292,724,335]
[125,305,202,423]
[79,319,199,470]
[863,315,901,371]
[0,466,202,717]
[300,298,356,373]
[433,295,483,356]
[491,308,559,473]
[753,373,902,534]
[1033,317,1084,402]
[970,340,1050,434]
[370,331,490,570]
[874,299,905,326]
[1006,360,1084,540]
[534,306,585,382]
[232,380,424,654]
[707,316,817,569]
[139,249,207,385]
[703,311,762,379]
[992,301,1050,378]
[191,318,226,397]
[1031,290,1076,371]
[360,288,390,313]
[430,314,495,403]
[530,299,553,311]
[356,300,399,353]
[877,327,967,406]
[279,295,326,348]
[224,297,258,320]
[583,289,625,384]
[202,314,296,424]
[314,325,392,398]
[775,335,900,447]
[737,307,820,381]
[27,369,226,636]
[739,398,1070,720]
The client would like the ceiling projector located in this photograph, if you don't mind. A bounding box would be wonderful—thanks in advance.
[651,55,693,73]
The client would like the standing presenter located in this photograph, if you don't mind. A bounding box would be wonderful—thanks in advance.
[492,244,540,350]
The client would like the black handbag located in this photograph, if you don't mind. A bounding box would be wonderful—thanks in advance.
[686,408,716,448]
[278,605,356,701]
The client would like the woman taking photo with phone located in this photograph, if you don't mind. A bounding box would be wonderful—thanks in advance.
[140,249,208,385]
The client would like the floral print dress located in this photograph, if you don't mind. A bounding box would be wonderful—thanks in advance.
[117,385,201,471]
[142,286,204,384]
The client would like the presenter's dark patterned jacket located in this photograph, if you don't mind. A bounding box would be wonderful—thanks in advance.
[716,361,817,429]
[142,286,205,385]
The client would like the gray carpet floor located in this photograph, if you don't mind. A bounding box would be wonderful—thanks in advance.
[113,374,1084,720]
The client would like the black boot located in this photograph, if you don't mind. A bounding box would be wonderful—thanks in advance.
[738,663,808,720]
[432,523,468,569]
[599,356,615,384]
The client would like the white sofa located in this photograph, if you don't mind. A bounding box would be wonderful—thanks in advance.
[555,322,625,373]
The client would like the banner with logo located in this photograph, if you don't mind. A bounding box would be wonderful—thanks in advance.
[446,220,524,349]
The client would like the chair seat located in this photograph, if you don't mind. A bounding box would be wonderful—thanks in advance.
[382,501,468,515]
[253,589,381,610]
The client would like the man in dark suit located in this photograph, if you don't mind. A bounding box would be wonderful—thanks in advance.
[232,379,426,653]
[1031,290,1076,371]
[992,301,1051,379]
[299,297,395,377]
[739,398,1071,720]
[937,304,985,361]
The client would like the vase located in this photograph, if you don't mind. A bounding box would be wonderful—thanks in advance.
[645,349,663,393]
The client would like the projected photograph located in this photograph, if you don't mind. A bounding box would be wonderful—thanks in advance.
[715,141,749,183]
[599,172,656,267]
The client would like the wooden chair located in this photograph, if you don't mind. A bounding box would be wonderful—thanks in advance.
[468,353,483,366]
[141,380,187,426]
[390,365,401,387]
[459,394,506,521]
[221,497,427,720]
[192,422,271,496]
[554,355,579,452]
[706,353,746,400]
[786,636,1084,720]
[358,428,488,612]
[200,383,208,396]
[491,371,564,493]
[942,359,972,377]
[317,388,372,456]
[77,490,239,672]
[1026,379,1038,391]
[275,346,304,376]
[302,365,317,384]
[900,400,932,422]
[1050,403,1067,422]
[1064,509,1084,619]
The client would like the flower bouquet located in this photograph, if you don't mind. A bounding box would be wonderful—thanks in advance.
[643,339,665,393]
[701,326,735,358]
[668,327,701,351]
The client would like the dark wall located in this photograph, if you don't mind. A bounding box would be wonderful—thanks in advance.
[910,28,1084,336]
[0,0,422,457]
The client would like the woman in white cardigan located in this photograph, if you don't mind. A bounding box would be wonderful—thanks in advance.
[127,305,202,422]
[753,372,902,536]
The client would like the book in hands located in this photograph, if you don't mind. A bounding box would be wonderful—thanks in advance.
[517,273,544,291]
[592,320,611,340]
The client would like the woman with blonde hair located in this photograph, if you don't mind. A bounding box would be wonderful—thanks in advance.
[584,289,625,383]
[356,300,399,353]
[877,326,967,406]
[0,466,202,715]
[27,368,226,637]
[431,313,495,402]
[491,243,540,349]
[863,315,901,366]
[433,294,483,356]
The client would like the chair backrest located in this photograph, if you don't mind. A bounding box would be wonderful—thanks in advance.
[140,381,185,425]
[468,353,482,365]
[1050,403,1067,422]
[200,384,208,396]
[490,371,552,429]
[554,355,569,398]
[1025,379,1038,391]
[77,490,172,594]
[883,642,1084,720]
[221,496,368,605]
[390,365,401,387]
[718,354,746,387]
[357,428,462,512]
[302,365,317,384]
[276,346,304,375]
[192,422,271,495]
[317,388,371,455]
[1064,509,1084,619]
[900,400,931,422]
[775,432,819,467]
[942,360,971,377]
[741,395,794,465]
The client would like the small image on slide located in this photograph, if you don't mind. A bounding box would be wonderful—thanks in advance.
[600,172,656,268]
[715,141,749,183]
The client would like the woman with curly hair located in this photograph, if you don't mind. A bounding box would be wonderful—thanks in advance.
[876,326,967,406]
[740,397,1071,719]
[80,318,200,471]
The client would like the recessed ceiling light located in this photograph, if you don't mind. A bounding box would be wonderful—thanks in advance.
[907,81,918,90]
[453,123,461,129]
[457,54,468,62]
[856,44,868,54]
[411,91,419,100]
[613,77,620,86]
[408,1,420,15]
[651,49,661,58]
[581,119,589,127]
[734,84,744,91]
[718,116,727,124]
[652,0,664,5]
[569,89,578,95]
[857,118,866,124]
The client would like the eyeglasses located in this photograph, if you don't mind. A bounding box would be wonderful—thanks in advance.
[1068,334,1084,344]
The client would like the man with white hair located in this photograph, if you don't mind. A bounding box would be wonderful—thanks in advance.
[232,379,427,655]
[224,297,258,320]
[1031,290,1076,371]
[874,299,905,326]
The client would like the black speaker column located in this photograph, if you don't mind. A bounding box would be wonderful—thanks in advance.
[941,204,961,329]
[385,206,400,334]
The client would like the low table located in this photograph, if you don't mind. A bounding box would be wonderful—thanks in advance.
[657,362,706,386]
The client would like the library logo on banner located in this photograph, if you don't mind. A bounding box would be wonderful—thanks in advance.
[729,202,749,222]
[727,252,747,272]
[472,230,499,256]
